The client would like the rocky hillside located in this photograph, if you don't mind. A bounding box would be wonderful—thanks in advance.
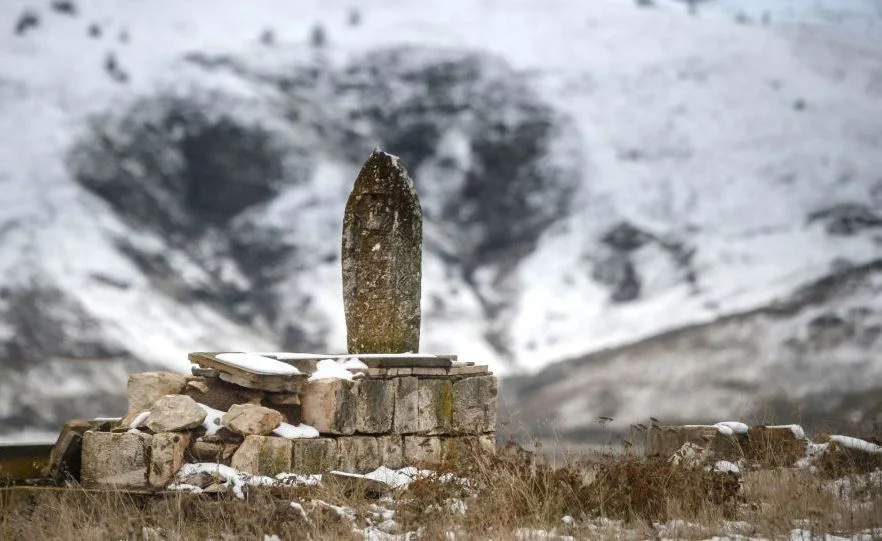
[1,0,881,441]
[501,259,882,443]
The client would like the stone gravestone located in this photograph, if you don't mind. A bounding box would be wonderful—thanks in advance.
[342,150,422,354]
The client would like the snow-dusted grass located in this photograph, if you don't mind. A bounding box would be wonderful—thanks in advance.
[3,439,879,540]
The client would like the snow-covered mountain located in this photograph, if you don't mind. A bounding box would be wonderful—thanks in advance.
[1,0,881,442]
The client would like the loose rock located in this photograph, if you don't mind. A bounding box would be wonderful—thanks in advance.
[222,403,283,436]
[148,432,191,488]
[127,372,188,414]
[145,395,206,433]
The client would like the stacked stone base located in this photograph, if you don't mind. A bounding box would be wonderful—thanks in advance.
[47,360,498,491]
[79,431,496,489]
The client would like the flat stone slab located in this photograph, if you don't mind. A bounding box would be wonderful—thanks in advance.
[188,352,307,393]
[254,352,458,370]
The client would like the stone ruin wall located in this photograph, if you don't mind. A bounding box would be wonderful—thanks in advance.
[47,359,497,490]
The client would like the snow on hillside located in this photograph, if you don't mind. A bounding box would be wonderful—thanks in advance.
[1,0,881,439]
[502,259,882,441]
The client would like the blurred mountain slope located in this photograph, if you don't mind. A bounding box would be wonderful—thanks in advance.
[0,0,880,440]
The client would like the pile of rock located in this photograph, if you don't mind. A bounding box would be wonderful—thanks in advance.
[645,422,882,474]
[44,352,497,491]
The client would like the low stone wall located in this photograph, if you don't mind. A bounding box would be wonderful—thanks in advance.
[300,374,497,436]
[49,362,498,490]
[644,423,882,473]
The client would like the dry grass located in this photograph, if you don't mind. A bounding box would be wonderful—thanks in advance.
[1,440,880,541]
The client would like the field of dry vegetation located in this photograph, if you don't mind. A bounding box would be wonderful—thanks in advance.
[2,437,881,541]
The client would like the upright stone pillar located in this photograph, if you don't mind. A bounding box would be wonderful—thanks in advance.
[342,150,422,354]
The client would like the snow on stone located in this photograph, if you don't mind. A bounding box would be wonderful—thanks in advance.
[167,483,204,494]
[714,421,749,435]
[309,359,357,382]
[252,353,440,361]
[329,466,436,490]
[713,460,741,474]
[128,411,151,429]
[215,353,301,376]
[273,422,319,439]
[446,498,467,515]
[176,463,319,499]
[714,424,734,436]
[312,499,357,522]
[178,463,247,499]
[344,358,369,371]
[769,424,807,439]
[253,352,327,360]
[364,466,427,489]
[359,526,417,541]
[829,435,882,454]
[368,503,396,523]
[290,501,310,522]
[197,403,225,436]
[795,441,830,470]
[683,423,742,436]
[275,472,321,486]
[515,529,575,541]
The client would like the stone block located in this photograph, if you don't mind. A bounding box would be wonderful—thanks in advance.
[441,435,497,463]
[188,439,239,465]
[448,365,489,377]
[127,372,188,415]
[337,436,381,474]
[222,404,283,436]
[183,376,264,412]
[45,419,107,482]
[452,375,497,434]
[404,436,442,465]
[146,394,206,433]
[393,377,419,433]
[378,435,405,469]
[814,436,882,476]
[185,377,209,394]
[356,378,397,433]
[392,377,453,435]
[191,366,219,378]
[417,379,453,434]
[231,435,293,476]
[412,367,447,377]
[81,431,151,488]
[301,379,357,435]
[744,425,806,467]
[291,438,338,474]
[645,426,743,461]
[148,432,191,488]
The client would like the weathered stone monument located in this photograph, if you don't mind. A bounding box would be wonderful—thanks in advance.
[41,150,498,492]
[342,149,422,354]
